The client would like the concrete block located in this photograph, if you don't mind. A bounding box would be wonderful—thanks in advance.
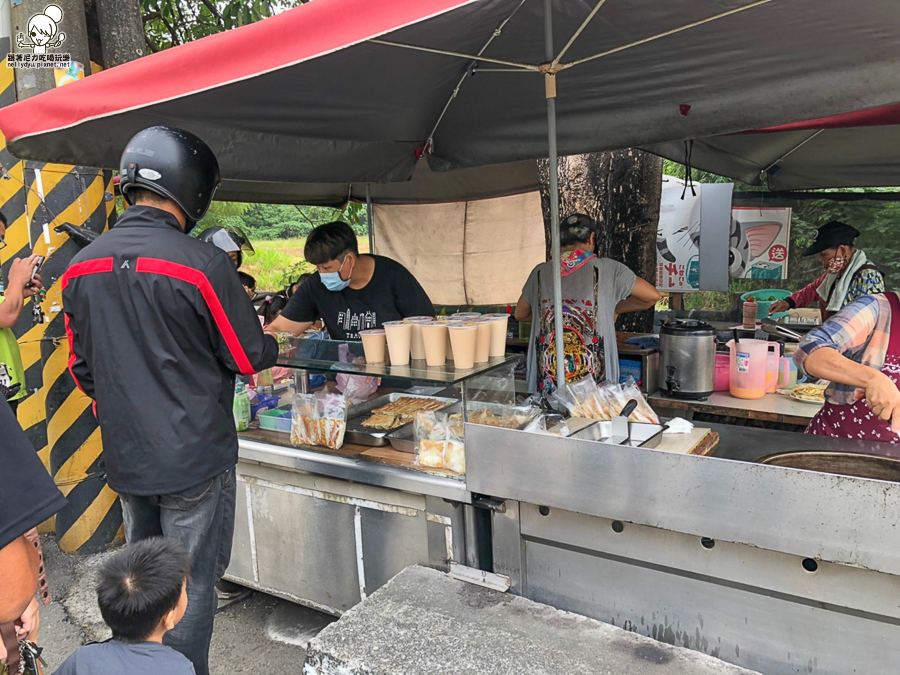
[304,565,760,675]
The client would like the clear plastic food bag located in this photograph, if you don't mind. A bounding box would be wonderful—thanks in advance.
[559,377,610,420]
[415,410,447,469]
[291,391,348,450]
[415,410,466,475]
[620,377,660,424]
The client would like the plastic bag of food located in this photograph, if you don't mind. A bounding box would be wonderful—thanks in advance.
[444,417,466,475]
[415,410,447,469]
[290,391,348,450]
[338,374,380,405]
[620,377,659,424]
[523,413,571,436]
[465,362,516,407]
[558,377,611,420]
[466,403,539,429]
[415,411,466,475]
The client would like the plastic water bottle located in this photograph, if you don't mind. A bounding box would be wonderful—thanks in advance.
[233,382,251,432]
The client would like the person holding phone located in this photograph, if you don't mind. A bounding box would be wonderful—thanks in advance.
[0,212,44,416]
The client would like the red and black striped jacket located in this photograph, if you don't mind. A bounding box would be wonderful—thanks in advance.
[61,205,278,496]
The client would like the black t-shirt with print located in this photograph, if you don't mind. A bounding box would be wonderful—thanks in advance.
[0,397,66,549]
[281,255,434,340]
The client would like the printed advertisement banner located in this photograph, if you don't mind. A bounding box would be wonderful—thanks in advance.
[656,177,792,291]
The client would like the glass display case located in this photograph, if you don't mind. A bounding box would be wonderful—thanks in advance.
[247,337,522,465]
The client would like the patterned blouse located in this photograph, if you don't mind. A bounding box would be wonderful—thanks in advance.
[787,267,885,311]
[795,293,896,405]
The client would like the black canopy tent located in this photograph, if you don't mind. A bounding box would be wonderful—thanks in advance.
[4,0,900,383]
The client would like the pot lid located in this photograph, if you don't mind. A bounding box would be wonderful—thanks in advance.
[660,319,716,336]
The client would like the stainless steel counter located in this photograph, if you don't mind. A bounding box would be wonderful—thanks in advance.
[466,424,900,674]
[239,437,471,503]
[228,436,473,616]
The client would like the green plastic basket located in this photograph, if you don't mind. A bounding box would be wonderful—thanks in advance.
[741,289,792,319]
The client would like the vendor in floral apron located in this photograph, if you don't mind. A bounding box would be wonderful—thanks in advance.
[796,292,900,441]
[513,213,660,394]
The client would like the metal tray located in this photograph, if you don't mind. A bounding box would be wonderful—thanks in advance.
[387,400,530,454]
[569,420,666,448]
[346,392,458,447]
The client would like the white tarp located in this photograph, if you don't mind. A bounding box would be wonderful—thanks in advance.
[373,192,545,305]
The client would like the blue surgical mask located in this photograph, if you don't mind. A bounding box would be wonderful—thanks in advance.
[320,255,353,292]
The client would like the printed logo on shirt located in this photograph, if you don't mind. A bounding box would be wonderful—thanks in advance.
[338,309,377,338]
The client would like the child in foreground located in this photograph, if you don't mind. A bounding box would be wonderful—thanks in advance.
[54,537,195,674]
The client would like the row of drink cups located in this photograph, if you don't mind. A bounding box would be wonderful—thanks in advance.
[360,313,509,369]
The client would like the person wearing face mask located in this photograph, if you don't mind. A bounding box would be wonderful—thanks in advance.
[769,221,884,321]
[268,221,433,340]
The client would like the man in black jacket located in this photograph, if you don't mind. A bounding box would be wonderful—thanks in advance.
[61,126,277,675]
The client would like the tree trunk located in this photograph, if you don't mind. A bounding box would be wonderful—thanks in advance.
[538,149,663,333]
[93,0,145,68]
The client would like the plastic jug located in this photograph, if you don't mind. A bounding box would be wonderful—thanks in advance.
[766,350,791,393]
[727,338,780,400]
[233,382,251,432]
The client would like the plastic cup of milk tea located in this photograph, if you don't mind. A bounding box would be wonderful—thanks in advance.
[448,324,478,369]
[383,321,413,366]
[484,313,510,358]
[422,322,449,367]
[360,329,387,364]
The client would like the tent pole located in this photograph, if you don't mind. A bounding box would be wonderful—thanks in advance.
[365,183,375,254]
[543,0,565,390]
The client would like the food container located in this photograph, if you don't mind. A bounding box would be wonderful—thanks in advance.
[727,338,778,399]
[568,420,665,448]
[714,352,730,391]
[258,406,292,433]
[741,289,791,320]
[346,392,458,446]
[658,319,716,399]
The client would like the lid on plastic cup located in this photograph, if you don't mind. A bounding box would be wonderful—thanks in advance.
[360,328,385,335]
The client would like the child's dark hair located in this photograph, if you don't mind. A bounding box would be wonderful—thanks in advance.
[96,537,192,643]
[259,294,288,326]
[303,221,358,265]
[238,271,256,290]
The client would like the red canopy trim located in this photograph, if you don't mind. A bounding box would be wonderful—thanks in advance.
[0,0,476,143]
[748,102,900,133]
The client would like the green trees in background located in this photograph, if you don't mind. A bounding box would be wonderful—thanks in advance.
[200,201,369,240]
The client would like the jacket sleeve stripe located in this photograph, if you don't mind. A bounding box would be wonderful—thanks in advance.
[135,257,255,374]
[64,312,88,396]
[60,257,115,289]
[61,257,113,396]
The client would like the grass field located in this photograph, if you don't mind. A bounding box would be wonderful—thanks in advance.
[242,237,370,290]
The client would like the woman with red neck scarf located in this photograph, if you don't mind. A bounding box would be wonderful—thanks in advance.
[514,213,660,394]
[769,221,884,321]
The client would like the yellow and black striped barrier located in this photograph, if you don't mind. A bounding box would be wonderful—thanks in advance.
[0,46,122,552]
[34,164,120,553]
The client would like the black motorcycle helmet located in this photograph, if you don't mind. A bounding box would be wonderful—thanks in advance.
[119,126,220,232]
